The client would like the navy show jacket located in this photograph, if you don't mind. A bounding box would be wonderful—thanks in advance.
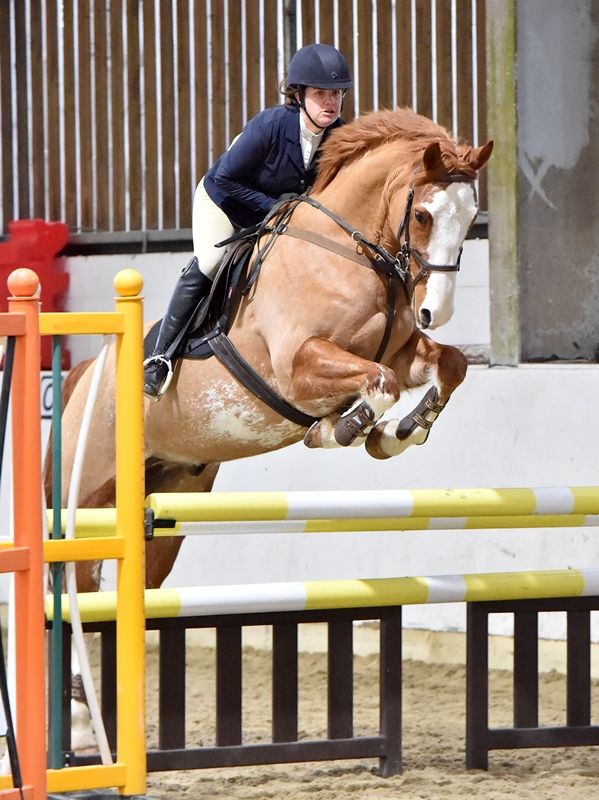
[203,104,343,229]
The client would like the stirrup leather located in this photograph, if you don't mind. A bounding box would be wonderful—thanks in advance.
[143,354,174,398]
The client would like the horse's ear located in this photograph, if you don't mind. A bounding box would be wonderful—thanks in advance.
[468,140,494,172]
[422,141,443,173]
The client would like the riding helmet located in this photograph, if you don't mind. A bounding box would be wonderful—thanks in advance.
[286,43,353,90]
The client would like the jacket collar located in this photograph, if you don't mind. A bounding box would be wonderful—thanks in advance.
[284,106,306,174]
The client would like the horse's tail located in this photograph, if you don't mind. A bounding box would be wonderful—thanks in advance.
[43,358,95,507]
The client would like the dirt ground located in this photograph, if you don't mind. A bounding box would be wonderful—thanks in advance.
[143,637,599,800]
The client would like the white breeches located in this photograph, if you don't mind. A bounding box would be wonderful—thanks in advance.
[192,179,235,279]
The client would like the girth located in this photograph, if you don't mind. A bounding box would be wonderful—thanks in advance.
[206,330,317,428]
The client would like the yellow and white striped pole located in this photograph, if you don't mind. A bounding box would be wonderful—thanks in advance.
[48,567,599,623]
[146,486,599,522]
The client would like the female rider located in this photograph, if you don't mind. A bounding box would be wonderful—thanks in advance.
[143,43,353,400]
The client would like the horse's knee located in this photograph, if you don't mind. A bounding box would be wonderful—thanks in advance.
[303,363,399,450]
[364,363,400,410]
[436,345,468,395]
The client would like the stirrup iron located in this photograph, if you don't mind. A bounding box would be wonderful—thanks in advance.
[143,355,174,400]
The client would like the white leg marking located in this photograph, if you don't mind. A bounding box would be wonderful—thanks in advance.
[373,420,426,457]
[71,698,98,752]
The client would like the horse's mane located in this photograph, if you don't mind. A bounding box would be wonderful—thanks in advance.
[314,107,471,191]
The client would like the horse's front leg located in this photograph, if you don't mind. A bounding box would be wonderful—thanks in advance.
[365,333,467,460]
[288,336,400,448]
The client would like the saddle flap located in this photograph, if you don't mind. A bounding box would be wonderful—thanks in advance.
[181,236,256,359]
[143,236,257,363]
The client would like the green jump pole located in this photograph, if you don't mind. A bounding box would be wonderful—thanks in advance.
[49,335,64,768]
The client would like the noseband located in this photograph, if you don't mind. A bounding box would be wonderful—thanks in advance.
[396,173,475,287]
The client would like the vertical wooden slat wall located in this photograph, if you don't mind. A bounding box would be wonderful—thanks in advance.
[0,2,14,225]
[475,0,488,207]
[245,1,263,125]
[159,0,176,230]
[193,1,208,203]
[394,0,413,108]
[434,1,453,130]
[13,0,29,219]
[127,0,143,232]
[210,0,226,165]
[94,3,110,231]
[63,2,77,226]
[176,0,192,230]
[143,0,158,231]
[0,0,487,240]
[30,2,45,220]
[78,1,94,231]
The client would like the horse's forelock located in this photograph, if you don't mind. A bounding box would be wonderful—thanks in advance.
[413,141,479,186]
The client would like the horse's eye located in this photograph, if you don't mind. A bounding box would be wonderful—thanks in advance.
[414,210,428,225]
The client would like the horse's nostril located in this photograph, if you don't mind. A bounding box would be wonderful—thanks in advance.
[419,308,432,328]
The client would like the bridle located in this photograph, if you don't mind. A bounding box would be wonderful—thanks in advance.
[394,173,476,288]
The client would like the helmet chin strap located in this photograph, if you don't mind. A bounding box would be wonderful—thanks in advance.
[297,88,327,131]
[301,103,327,130]
[296,86,342,131]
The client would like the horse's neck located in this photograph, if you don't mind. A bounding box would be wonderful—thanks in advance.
[313,142,409,241]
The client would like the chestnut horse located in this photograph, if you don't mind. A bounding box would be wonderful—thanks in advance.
[57,106,492,747]
[61,107,492,593]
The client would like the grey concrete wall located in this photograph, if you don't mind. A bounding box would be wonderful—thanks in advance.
[517,0,599,361]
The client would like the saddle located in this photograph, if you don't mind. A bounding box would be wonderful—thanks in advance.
[143,233,257,363]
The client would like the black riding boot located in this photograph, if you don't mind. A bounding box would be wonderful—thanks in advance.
[143,257,213,400]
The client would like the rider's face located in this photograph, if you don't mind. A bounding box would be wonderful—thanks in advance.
[300,87,344,132]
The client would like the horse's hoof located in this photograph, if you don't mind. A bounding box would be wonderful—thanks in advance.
[365,427,392,460]
[304,421,322,448]
[304,417,340,449]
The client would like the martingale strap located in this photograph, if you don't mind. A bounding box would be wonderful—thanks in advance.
[282,226,373,269]
[207,330,318,428]
[296,196,411,282]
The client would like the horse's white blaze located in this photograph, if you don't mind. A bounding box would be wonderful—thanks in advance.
[419,182,477,329]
